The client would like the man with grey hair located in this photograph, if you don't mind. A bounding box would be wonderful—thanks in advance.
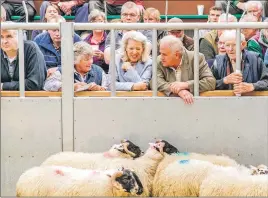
[156,35,216,104]
[211,30,268,94]
[166,17,194,51]
[44,41,108,92]
[104,1,152,64]
[200,13,238,61]
[1,27,47,91]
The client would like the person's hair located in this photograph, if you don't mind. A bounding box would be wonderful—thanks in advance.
[73,41,93,64]
[1,5,6,21]
[239,13,258,22]
[168,17,183,23]
[88,9,106,22]
[143,7,160,22]
[209,6,223,13]
[47,15,66,23]
[121,1,140,16]
[120,31,150,62]
[44,3,60,22]
[245,1,263,11]
[218,13,238,22]
[110,18,121,23]
[159,35,184,54]
[1,21,18,39]
[220,30,245,42]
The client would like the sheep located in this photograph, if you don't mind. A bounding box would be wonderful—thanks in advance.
[16,166,143,197]
[41,139,142,169]
[43,139,178,197]
[199,164,268,196]
[250,164,268,175]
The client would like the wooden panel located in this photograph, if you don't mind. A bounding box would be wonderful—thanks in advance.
[143,0,215,15]
[1,91,268,97]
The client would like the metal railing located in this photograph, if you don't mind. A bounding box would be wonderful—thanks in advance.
[2,21,268,97]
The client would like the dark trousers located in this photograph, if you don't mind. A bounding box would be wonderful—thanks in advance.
[90,0,122,15]
[2,2,36,22]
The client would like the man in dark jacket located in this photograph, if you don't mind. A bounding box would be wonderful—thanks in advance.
[1,0,36,22]
[1,28,47,91]
[211,30,268,95]
[34,16,81,76]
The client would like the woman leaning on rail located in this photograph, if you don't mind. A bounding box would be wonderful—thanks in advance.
[108,30,152,91]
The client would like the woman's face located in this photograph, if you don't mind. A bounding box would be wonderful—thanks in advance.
[92,16,105,33]
[75,54,93,74]
[45,5,59,21]
[126,39,144,63]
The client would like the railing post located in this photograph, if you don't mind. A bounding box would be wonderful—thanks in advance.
[18,29,25,97]
[152,29,158,97]
[22,1,28,23]
[194,28,199,96]
[235,28,242,97]
[110,29,116,97]
[61,22,74,151]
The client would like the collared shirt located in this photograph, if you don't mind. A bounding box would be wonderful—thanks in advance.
[170,56,183,82]
[74,69,108,88]
[3,51,17,79]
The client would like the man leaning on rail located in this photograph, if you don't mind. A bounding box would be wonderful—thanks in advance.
[155,35,216,105]
[211,30,268,95]
[1,23,47,91]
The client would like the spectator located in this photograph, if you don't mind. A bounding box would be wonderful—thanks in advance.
[265,48,268,66]
[156,35,216,104]
[84,9,109,73]
[240,14,263,58]
[167,17,194,51]
[258,18,268,57]
[207,35,227,68]
[200,13,237,61]
[1,26,46,91]
[31,3,60,40]
[1,0,36,22]
[34,16,81,76]
[44,41,107,92]
[1,5,6,22]
[91,0,144,15]
[143,7,165,42]
[40,0,89,23]
[108,31,152,91]
[199,6,223,38]
[211,30,268,94]
[245,1,264,21]
[104,1,152,64]
[215,0,248,15]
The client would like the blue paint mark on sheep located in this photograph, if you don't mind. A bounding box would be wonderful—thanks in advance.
[178,160,190,164]
[176,152,189,156]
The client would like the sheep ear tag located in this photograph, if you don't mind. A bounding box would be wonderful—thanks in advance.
[178,160,189,164]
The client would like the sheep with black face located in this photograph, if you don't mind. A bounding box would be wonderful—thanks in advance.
[41,139,142,169]
[16,166,143,196]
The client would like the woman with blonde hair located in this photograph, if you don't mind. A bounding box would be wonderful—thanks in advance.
[108,31,152,91]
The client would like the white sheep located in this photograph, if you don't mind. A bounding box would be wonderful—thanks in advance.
[43,139,179,197]
[16,166,143,197]
[199,165,268,196]
[41,139,142,169]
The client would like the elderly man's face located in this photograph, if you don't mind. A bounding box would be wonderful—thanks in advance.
[160,43,180,67]
[75,54,93,74]
[247,4,262,20]
[168,30,184,40]
[224,40,246,61]
[209,10,221,22]
[126,39,144,63]
[121,8,139,23]
[241,28,257,40]
[143,13,159,23]
[1,30,18,52]
[48,29,61,43]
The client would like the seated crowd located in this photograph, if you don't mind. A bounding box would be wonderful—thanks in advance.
[1,0,268,104]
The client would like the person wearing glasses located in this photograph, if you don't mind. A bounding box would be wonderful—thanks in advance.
[104,1,152,64]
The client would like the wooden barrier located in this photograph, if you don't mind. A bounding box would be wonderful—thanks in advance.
[1,91,268,97]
